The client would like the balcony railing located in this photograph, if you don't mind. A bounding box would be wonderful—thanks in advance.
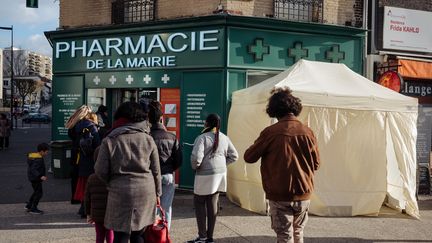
[112,0,155,24]
[274,0,323,23]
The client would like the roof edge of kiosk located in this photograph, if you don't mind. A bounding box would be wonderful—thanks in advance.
[45,14,366,40]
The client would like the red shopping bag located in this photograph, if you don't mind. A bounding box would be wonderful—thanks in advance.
[144,204,172,243]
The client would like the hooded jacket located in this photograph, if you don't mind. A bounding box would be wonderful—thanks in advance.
[27,152,46,182]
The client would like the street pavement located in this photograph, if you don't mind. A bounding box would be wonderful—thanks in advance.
[1,125,432,243]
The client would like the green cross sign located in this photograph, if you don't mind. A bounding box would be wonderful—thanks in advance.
[26,0,38,8]
[247,38,270,61]
[325,44,345,63]
[288,42,309,62]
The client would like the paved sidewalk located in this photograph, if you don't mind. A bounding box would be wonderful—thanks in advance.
[0,193,432,243]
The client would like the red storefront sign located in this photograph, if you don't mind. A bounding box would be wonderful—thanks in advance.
[378,70,404,92]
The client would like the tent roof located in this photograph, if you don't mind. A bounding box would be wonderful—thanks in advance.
[233,60,418,112]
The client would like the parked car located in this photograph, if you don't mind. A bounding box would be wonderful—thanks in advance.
[22,113,51,123]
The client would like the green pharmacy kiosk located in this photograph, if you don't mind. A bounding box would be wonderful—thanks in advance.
[45,15,365,188]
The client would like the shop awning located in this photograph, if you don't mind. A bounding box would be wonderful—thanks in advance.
[398,59,432,79]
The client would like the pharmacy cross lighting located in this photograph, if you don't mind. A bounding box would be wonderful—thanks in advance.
[109,75,117,85]
[126,75,134,85]
[143,74,151,84]
[161,74,170,84]
[93,76,101,85]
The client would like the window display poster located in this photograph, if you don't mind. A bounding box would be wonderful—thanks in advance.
[160,88,180,140]
[160,88,180,184]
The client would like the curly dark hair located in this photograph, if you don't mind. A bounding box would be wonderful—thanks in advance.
[266,87,302,118]
[114,101,147,122]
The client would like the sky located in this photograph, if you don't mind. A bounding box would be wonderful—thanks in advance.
[0,0,59,56]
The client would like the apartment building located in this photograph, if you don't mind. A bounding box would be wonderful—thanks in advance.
[46,0,366,187]
[2,48,52,79]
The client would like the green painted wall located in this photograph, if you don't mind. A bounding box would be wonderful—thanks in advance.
[227,70,247,115]
[228,27,364,73]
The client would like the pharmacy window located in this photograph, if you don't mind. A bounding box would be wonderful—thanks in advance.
[87,89,106,112]
[247,70,281,88]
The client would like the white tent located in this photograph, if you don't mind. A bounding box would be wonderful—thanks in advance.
[227,60,420,218]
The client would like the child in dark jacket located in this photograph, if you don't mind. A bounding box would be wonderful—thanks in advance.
[25,143,50,214]
[84,146,113,243]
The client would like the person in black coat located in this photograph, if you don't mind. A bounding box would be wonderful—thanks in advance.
[148,100,182,230]
[25,143,50,214]
[66,105,93,205]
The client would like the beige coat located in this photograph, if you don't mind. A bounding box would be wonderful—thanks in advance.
[95,122,162,233]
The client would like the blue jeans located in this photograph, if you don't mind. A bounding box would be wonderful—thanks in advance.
[160,173,175,230]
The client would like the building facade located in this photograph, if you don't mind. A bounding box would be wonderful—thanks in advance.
[367,0,432,193]
[48,0,366,188]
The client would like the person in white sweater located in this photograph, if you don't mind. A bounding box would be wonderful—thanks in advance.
[188,113,239,243]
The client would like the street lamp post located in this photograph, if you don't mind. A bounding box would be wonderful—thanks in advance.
[0,26,13,130]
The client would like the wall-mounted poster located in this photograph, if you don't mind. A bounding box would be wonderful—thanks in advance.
[160,88,180,140]
[165,104,177,114]
[383,6,432,53]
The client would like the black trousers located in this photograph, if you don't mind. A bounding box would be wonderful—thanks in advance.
[28,181,43,209]
[113,230,145,243]
[0,136,9,149]
[70,164,79,202]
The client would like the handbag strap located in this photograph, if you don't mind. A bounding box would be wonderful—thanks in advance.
[156,204,167,223]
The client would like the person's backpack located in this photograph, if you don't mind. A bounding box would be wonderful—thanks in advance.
[79,127,94,157]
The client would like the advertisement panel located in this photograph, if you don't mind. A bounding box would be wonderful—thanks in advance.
[383,6,432,53]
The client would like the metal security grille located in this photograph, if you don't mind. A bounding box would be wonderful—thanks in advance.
[274,0,323,23]
[112,0,155,24]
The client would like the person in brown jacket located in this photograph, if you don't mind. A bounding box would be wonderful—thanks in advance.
[244,87,320,243]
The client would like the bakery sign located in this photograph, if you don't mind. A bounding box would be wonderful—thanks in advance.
[383,6,432,53]
[401,80,432,97]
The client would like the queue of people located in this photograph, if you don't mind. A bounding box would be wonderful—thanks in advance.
[55,86,319,243]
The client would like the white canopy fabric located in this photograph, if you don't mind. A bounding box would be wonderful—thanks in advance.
[227,60,420,218]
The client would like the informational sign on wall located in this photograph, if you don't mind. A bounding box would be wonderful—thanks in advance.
[383,6,432,53]
[52,76,84,140]
[180,71,224,188]
[160,88,180,139]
